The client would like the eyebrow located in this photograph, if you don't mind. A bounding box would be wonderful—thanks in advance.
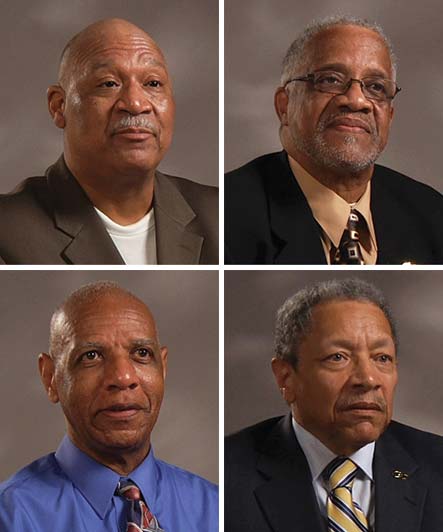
[313,63,391,78]
[91,58,166,71]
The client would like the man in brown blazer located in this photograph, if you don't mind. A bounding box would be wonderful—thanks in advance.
[0,18,218,265]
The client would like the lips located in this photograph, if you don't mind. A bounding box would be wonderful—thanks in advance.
[342,401,383,412]
[327,117,371,133]
[112,127,156,139]
[98,402,147,419]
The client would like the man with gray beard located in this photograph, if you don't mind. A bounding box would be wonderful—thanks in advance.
[225,16,443,265]
[0,18,218,265]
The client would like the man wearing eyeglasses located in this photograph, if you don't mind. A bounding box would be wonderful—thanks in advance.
[225,16,443,265]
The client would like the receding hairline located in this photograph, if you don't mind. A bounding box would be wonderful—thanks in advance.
[58,17,164,86]
[280,16,397,86]
[49,281,159,359]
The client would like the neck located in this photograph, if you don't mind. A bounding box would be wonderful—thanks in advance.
[288,149,373,204]
[65,159,155,226]
[71,436,151,476]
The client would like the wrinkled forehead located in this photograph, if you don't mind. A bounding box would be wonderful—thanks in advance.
[62,26,168,82]
[302,25,393,77]
[55,293,159,344]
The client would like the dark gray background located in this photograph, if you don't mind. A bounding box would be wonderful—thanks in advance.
[0,0,218,190]
[225,0,443,193]
[225,270,443,437]
[0,270,218,483]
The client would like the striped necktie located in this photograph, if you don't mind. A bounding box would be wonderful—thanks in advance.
[323,457,369,532]
[115,478,165,532]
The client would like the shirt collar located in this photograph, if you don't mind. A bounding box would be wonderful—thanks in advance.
[55,435,158,519]
[288,155,374,250]
[292,418,374,483]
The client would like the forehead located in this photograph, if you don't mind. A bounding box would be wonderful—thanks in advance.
[72,30,167,74]
[64,295,157,341]
[307,299,393,341]
[303,25,392,76]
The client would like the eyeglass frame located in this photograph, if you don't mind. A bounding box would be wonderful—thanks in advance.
[284,71,402,102]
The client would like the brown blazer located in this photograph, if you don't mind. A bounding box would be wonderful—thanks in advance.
[0,156,218,265]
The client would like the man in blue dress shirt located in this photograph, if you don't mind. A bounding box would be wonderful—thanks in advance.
[0,281,218,531]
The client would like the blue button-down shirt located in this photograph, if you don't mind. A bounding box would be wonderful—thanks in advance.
[0,436,218,532]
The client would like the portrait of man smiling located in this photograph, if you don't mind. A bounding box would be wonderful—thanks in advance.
[225,4,443,265]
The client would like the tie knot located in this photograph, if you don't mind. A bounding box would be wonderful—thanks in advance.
[323,457,358,491]
[115,478,142,501]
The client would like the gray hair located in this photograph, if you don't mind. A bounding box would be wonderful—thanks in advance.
[274,278,398,366]
[280,15,397,86]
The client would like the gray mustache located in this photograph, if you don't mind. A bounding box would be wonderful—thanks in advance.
[111,115,158,135]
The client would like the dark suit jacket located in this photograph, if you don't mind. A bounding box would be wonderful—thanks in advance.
[0,156,218,264]
[225,415,443,532]
[225,151,443,264]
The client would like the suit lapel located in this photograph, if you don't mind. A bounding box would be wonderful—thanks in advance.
[46,157,124,265]
[267,153,326,264]
[154,172,203,264]
[254,415,326,532]
[374,427,427,532]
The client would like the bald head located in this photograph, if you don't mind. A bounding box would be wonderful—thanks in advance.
[58,18,164,88]
[49,281,159,361]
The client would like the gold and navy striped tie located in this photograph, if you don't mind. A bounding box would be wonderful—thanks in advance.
[323,457,369,532]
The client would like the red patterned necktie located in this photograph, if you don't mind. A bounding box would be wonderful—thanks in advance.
[115,479,165,532]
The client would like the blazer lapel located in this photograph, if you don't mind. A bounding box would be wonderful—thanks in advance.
[267,153,326,264]
[254,415,326,532]
[154,172,203,264]
[46,157,124,265]
[374,427,427,532]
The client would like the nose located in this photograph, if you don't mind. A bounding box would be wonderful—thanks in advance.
[348,356,380,390]
[335,79,373,113]
[115,81,153,115]
[104,354,139,391]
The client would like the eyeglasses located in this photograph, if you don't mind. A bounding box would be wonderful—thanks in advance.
[285,70,401,102]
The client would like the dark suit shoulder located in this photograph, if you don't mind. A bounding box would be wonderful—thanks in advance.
[386,420,443,451]
[373,164,443,205]
[161,173,218,207]
[0,175,54,226]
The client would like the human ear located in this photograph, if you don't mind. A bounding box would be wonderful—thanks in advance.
[38,353,60,403]
[47,85,66,129]
[271,357,297,403]
[274,87,289,126]
[160,346,168,380]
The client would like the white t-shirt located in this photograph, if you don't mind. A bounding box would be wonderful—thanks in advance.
[94,207,157,265]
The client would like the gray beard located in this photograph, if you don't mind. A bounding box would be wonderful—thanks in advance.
[293,123,383,175]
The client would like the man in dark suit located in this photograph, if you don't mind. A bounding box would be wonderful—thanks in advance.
[225,16,443,265]
[225,279,443,531]
[0,18,218,265]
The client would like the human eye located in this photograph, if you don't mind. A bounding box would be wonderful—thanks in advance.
[98,80,120,88]
[315,71,344,87]
[144,79,163,89]
[375,353,395,364]
[79,350,102,365]
[364,78,387,95]
[323,352,348,365]
[133,346,155,361]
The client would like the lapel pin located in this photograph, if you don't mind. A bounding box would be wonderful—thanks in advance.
[392,469,408,480]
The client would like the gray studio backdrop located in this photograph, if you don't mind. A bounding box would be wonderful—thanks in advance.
[225,0,443,192]
[225,270,443,437]
[0,0,218,190]
[0,270,218,483]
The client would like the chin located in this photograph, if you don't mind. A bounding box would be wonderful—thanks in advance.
[97,429,149,451]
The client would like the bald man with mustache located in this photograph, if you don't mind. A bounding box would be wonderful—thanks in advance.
[0,18,218,265]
